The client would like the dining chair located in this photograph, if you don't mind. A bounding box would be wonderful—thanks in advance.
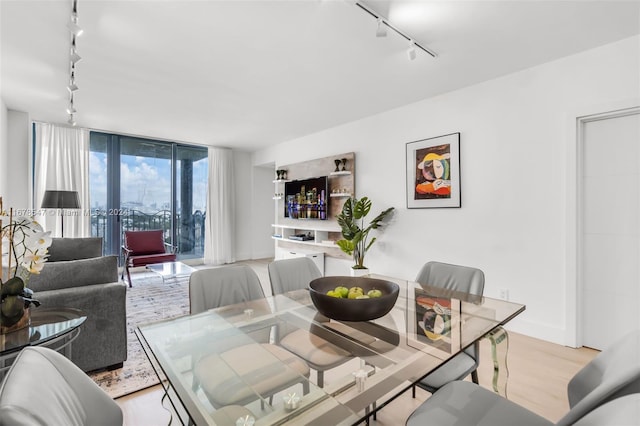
[188,265,310,408]
[406,329,640,426]
[268,257,352,388]
[412,261,485,396]
[268,256,322,295]
[0,346,123,426]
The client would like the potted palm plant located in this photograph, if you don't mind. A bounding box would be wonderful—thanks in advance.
[336,196,394,276]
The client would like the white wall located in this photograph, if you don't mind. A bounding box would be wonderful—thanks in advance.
[235,152,276,261]
[251,164,276,260]
[253,35,640,345]
[0,99,7,200]
[4,110,30,209]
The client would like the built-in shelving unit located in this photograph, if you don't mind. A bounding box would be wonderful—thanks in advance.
[272,152,355,261]
[272,223,342,248]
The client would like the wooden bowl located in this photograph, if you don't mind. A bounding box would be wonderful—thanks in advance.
[309,276,400,321]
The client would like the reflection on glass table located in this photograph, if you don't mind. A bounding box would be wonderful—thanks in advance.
[136,275,525,425]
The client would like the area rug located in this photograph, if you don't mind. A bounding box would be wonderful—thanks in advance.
[88,272,190,399]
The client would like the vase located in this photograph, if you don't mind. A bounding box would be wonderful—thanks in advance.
[350,267,370,277]
[0,306,30,334]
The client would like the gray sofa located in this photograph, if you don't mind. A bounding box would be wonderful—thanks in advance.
[27,238,127,372]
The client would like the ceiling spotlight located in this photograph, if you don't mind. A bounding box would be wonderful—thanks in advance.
[70,37,82,64]
[68,20,83,37]
[407,40,417,61]
[66,104,77,114]
[67,75,79,92]
[376,18,387,37]
[68,115,77,126]
[70,50,82,65]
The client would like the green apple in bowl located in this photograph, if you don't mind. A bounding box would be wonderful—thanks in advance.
[335,286,349,298]
[348,287,364,299]
[367,289,382,298]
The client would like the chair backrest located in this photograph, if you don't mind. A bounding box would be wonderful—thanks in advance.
[415,261,485,297]
[189,265,265,314]
[0,346,123,425]
[47,237,103,261]
[268,257,322,295]
[124,230,166,255]
[556,329,640,426]
[571,393,640,426]
[415,261,485,360]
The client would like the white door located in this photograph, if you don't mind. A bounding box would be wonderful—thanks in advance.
[581,110,640,350]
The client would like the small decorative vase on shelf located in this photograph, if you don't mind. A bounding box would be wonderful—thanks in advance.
[341,158,347,172]
[334,159,341,172]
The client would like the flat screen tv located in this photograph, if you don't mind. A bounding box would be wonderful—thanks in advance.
[284,176,328,220]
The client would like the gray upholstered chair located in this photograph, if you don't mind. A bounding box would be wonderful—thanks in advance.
[0,346,123,426]
[412,261,485,396]
[188,265,310,408]
[406,329,640,426]
[268,257,352,388]
[267,256,322,295]
[572,393,640,426]
[27,237,127,372]
[189,265,266,315]
[47,237,103,261]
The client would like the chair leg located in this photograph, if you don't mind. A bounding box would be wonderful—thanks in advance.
[471,369,479,384]
[318,371,324,388]
[126,264,133,288]
[303,380,310,395]
[412,384,416,398]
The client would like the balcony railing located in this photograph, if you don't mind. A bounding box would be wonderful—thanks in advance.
[91,209,206,259]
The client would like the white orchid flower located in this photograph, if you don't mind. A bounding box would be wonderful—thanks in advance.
[22,252,48,274]
[25,231,52,252]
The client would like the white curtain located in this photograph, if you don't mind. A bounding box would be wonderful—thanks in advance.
[204,147,235,265]
[33,123,90,237]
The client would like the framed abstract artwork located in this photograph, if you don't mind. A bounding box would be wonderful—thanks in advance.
[406,132,461,208]
[406,283,461,357]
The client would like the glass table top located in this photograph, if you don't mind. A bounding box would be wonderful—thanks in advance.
[0,307,87,355]
[146,261,197,278]
[136,275,525,425]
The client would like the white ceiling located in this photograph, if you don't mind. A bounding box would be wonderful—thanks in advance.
[2,1,639,151]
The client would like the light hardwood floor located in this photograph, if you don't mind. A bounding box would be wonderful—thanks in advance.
[116,260,598,425]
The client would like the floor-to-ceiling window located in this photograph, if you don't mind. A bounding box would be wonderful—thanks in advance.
[89,132,208,260]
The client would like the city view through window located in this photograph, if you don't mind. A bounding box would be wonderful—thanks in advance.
[89,133,208,260]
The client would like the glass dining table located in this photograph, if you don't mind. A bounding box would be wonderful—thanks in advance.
[136,275,525,426]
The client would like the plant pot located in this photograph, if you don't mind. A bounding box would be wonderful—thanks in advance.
[350,267,370,277]
[1,306,30,334]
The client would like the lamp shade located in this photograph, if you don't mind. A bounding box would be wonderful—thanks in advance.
[41,190,80,209]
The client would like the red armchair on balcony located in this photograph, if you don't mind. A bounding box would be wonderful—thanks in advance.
[121,230,176,287]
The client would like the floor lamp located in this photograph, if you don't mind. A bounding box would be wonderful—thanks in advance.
[41,190,80,238]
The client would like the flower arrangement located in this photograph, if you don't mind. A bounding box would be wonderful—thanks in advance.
[1,197,52,331]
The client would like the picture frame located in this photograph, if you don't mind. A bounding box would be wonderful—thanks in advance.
[406,132,461,208]
[406,282,461,358]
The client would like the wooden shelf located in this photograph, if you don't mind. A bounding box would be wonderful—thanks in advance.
[329,171,351,176]
[329,193,352,198]
[273,179,291,183]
